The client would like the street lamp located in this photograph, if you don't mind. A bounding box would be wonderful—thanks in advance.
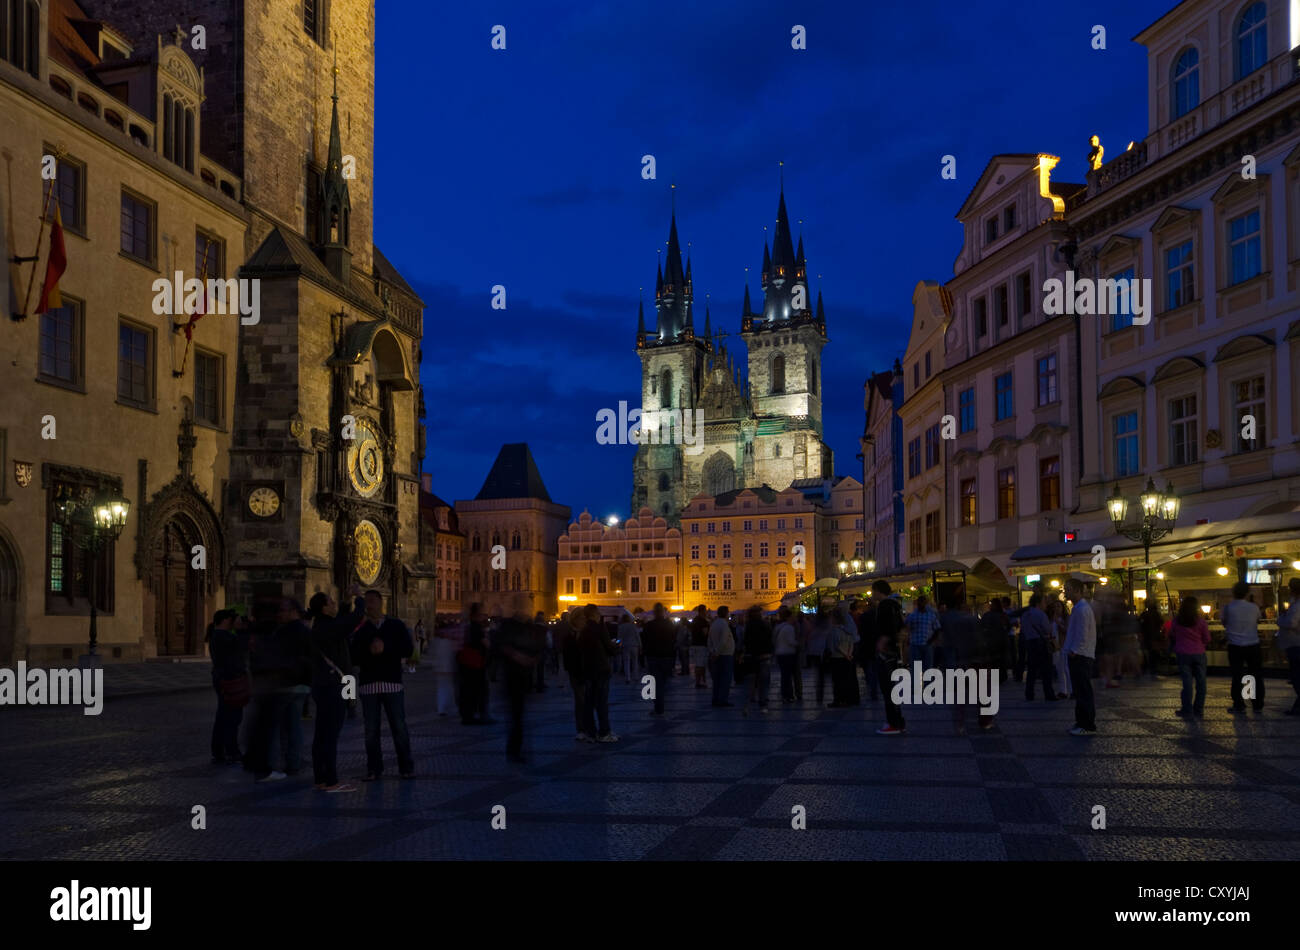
[54,485,130,666]
[850,558,862,574]
[837,560,849,576]
[1108,477,1179,605]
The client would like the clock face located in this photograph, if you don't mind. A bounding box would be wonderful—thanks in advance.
[247,486,280,518]
[347,422,385,497]
[354,519,383,585]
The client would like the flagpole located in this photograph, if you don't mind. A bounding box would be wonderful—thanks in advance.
[19,179,56,321]
[174,240,211,378]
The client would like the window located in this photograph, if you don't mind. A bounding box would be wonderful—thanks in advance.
[794,517,803,528]
[776,519,785,529]
[1108,267,1135,331]
[973,297,987,337]
[161,95,195,172]
[120,190,155,264]
[1016,271,1033,325]
[630,577,640,593]
[924,511,940,552]
[1039,457,1061,511]
[117,322,153,407]
[776,541,786,558]
[1169,395,1199,467]
[707,573,716,591]
[721,521,731,532]
[995,372,1014,421]
[648,576,657,592]
[959,388,975,433]
[1228,210,1262,285]
[759,541,768,557]
[690,523,699,533]
[46,476,116,614]
[960,478,976,526]
[722,573,732,591]
[925,423,940,469]
[743,572,753,590]
[304,0,326,44]
[743,542,752,558]
[907,437,921,478]
[997,468,1016,519]
[1233,376,1265,453]
[924,352,931,378]
[47,152,86,235]
[706,544,715,559]
[492,572,501,592]
[1036,354,1058,406]
[564,579,574,594]
[664,576,673,592]
[830,541,840,558]
[1165,241,1194,308]
[742,520,752,531]
[771,354,785,394]
[658,473,669,491]
[706,522,715,533]
[691,575,700,591]
[908,517,922,558]
[0,0,40,77]
[194,350,223,426]
[913,363,919,389]
[985,218,998,244]
[690,544,699,560]
[758,519,768,530]
[597,578,607,594]
[196,229,225,292]
[721,543,731,559]
[994,284,1009,328]
[777,571,786,589]
[1235,2,1267,81]
[758,571,769,590]
[1113,411,1139,477]
[811,358,818,394]
[1003,204,1016,232]
[38,298,82,387]
[1172,47,1200,119]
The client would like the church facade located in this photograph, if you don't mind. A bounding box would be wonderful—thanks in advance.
[631,188,834,524]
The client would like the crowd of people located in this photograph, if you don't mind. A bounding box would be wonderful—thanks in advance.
[204,575,1300,785]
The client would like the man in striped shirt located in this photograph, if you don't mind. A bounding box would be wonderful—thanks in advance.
[351,589,416,780]
[904,595,940,671]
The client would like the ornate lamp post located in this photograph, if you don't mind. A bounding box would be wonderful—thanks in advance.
[55,486,130,666]
[1107,477,1179,603]
[837,559,849,577]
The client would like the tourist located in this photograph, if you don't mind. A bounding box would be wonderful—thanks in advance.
[1277,578,1300,715]
[691,605,711,689]
[1020,592,1058,701]
[1139,601,1167,679]
[708,605,736,707]
[826,602,859,707]
[307,586,363,792]
[675,614,691,676]
[939,592,984,734]
[1170,595,1211,719]
[498,611,542,763]
[1221,581,1264,714]
[617,612,641,684]
[274,598,314,776]
[979,598,1011,683]
[1048,598,1072,698]
[774,606,799,703]
[351,589,416,780]
[856,597,879,701]
[642,603,678,716]
[805,609,830,705]
[431,622,458,716]
[532,612,549,692]
[1063,578,1097,735]
[741,605,774,715]
[871,580,906,734]
[1005,596,1025,682]
[207,608,248,765]
[580,604,620,741]
[562,607,590,738]
[904,595,940,672]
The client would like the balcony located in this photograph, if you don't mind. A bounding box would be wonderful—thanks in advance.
[1086,141,1148,197]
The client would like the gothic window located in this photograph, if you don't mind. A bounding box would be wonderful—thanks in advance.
[511,530,521,550]
[703,452,735,497]
[658,473,669,491]
[810,357,818,395]
[661,369,673,407]
[512,570,521,591]
[492,531,501,547]
[771,354,785,394]
[471,532,481,552]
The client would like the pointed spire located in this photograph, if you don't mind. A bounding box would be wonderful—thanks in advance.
[655,258,663,298]
[742,284,751,317]
[317,40,352,279]
[703,307,712,339]
[816,289,825,322]
[664,208,685,295]
[761,243,771,285]
[771,187,796,279]
[796,234,806,275]
[637,294,646,336]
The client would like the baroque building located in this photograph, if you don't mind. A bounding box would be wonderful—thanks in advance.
[631,187,834,524]
[557,508,683,614]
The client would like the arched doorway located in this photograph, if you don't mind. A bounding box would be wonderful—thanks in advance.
[0,530,20,665]
[151,518,204,655]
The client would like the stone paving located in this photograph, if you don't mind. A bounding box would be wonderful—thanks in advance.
[1,665,1297,860]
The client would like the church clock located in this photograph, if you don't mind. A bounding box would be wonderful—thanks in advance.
[354,519,383,585]
[347,421,385,497]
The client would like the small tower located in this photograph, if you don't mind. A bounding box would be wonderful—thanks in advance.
[317,49,351,283]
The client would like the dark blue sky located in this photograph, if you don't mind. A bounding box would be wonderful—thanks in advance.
[373,0,1173,520]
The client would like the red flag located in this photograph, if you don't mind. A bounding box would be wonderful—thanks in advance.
[36,203,66,315]
[183,241,210,341]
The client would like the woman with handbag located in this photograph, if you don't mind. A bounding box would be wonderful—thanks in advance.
[208,609,249,765]
[308,586,364,792]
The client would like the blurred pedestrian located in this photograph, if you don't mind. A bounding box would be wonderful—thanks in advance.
[774,606,799,703]
[1020,593,1058,701]
[642,603,678,716]
[904,595,940,671]
[805,610,830,705]
[939,592,984,734]
[1223,581,1264,714]
[457,604,490,726]
[351,589,416,780]
[307,586,363,792]
[431,622,458,716]
[207,608,248,765]
[1278,577,1300,715]
[741,605,774,715]
[690,605,710,689]
[1170,594,1210,719]
[532,612,549,692]
[1139,600,1167,679]
[618,612,641,684]
[1064,579,1097,735]
[708,605,736,707]
[580,604,620,741]
[871,581,905,734]
[499,611,542,763]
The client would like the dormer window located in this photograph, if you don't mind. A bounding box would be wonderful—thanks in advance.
[162,94,195,172]
[1002,204,1016,232]
[1,0,41,78]
[1172,47,1200,119]
[985,218,998,244]
[1235,2,1267,81]
[99,34,131,62]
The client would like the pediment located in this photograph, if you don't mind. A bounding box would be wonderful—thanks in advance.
[1212,333,1273,363]
[1151,355,1205,383]
[1149,205,1198,233]
[1098,374,1145,399]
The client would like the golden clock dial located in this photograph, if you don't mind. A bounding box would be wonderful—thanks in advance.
[247,486,280,518]
[354,519,383,585]
[347,422,385,497]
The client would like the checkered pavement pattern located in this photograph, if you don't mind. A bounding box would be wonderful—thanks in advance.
[1,665,1297,860]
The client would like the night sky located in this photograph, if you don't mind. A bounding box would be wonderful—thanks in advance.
[373,0,1173,521]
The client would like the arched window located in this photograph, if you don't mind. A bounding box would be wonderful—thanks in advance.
[810,357,818,395]
[658,473,670,491]
[511,530,521,550]
[1235,2,1267,81]
[1172,47,1200,119]
[771,354,786,394]
[660,368,673,407]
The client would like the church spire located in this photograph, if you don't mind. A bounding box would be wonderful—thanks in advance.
[761,243,771,286]
[770,188,796,282]
[742,284,752,317]
[318,44,352,282]
[816,288,825,323]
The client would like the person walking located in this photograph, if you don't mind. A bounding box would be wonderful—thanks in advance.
[827,602,860,707]
[207,609,248,765]
[563,607,590,739]
[1048,598,1072,698]
[1139,601,1167,679]
[617,612,642,684]
[457,604,490,726]
[675,614,691,676]
[690,605,711,689]
[871,581,905,734]
[431,622,458,716]
[774,606,799,703]
[1170,594,1211,720]
[1020,592,1059,701]
[938,593,984,734]
[741,605,774,715]
[499,611,542,763]
[274,599,314,776]
[643,603,678,716]
[1063,578,1097,735]
[856,598,879,701]
[245,600,294,782]
[805,610,830,705]
[351,589,416,780]
[580,604,620,742]
[1223,581,1264,714]
[532,612,550,692]
[1278,577,1300,715]
[979,599,1011,683]
[307,586,363,792]
[904,595,940,672]
[708,605,736,707]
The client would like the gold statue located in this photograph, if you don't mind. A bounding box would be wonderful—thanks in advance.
[1087,135,1104,170]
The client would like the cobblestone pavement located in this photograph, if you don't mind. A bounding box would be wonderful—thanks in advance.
[1,665,1297,860]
